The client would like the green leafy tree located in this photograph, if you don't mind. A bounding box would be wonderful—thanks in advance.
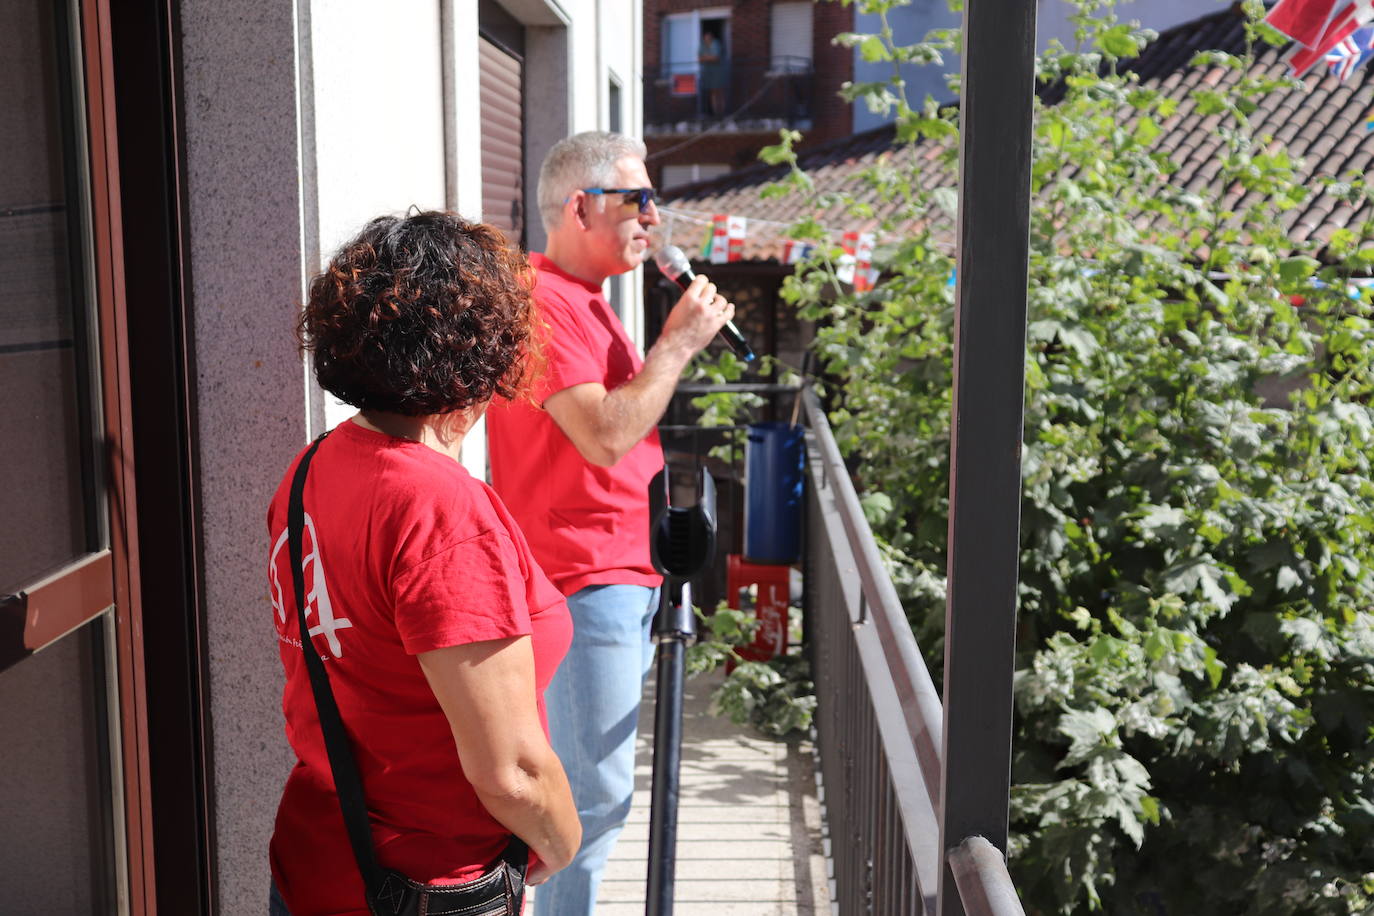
[687,604,816,737]
[739,0,1374,911]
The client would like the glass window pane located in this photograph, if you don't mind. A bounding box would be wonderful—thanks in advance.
[0,619,116,913]
[0,0,98,595]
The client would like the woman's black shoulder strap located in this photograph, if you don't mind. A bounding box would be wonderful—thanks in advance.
[286,430,391,902]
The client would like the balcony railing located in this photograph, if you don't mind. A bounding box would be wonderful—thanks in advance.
[644,57,814,135]
[663,384,1025,915]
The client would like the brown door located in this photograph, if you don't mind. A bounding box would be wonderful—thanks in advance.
[479,35,525,245]
[0,0,149,909]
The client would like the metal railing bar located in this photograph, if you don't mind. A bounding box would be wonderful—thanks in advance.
[802,389,946,805]
[673,381,1025,914]
[947,837,1025,916]
[852,612,941,913]
[657,424,750,432]
[807,441,940,912]
[675,382,801,395]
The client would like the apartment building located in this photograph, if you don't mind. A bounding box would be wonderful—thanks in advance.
[641,0,853,190]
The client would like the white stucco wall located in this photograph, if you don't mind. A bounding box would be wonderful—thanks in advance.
[179,0,641,911]
[308,1,451,434]
[309,2,450,260]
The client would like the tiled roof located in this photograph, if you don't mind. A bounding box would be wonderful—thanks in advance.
[660,6,1374,263]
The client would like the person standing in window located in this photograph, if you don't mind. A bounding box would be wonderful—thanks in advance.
[698,28,728,117]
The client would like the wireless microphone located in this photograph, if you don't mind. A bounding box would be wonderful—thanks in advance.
[652,245,756,362]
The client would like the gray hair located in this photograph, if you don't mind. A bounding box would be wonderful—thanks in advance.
[537,131,647,233]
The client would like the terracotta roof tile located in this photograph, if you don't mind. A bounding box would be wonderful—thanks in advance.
[664,5,1374,264]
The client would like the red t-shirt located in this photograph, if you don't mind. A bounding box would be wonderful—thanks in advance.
[266,420,571,916]
[486,253,665,596]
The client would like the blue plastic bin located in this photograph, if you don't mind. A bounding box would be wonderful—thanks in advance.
[743,422,805,564]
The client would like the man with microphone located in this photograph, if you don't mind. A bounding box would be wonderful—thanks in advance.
[486,131,735,916]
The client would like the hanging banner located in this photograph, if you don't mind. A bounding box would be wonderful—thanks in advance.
[726,216,747,262]
[853,232,878,292]
[709,214,730,264]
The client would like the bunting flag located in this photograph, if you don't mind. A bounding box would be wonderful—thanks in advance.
[781,239,813,264]
[1267,0,1342,47]
[835,231,858,284]
[709,214,730,264]
[658,205,887,277]
[1283,1,1374,77]
[853,232,878,292]
[1326,25,1374,78]
[726,216,747,262]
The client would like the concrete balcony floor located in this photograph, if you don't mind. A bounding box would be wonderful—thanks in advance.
[531,667,832,914]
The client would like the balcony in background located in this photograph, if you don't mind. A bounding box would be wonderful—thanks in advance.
[644,57,814,136]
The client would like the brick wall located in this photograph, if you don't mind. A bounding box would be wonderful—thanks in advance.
[809,1,852,145]
[642,0,853,188]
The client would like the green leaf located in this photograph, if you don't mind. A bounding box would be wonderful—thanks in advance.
[1202,646,1225,689]
[1139,795,1161,826]
[860,491,894,526]
[1275,565,1303,592]
[859,35,888,63]
[1278,256,1320,287]
[1132,116,1162,146]
[1144,629,1172,662]
[1098,24,1142,58]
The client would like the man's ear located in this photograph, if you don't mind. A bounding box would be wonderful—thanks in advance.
[568,192,591,231]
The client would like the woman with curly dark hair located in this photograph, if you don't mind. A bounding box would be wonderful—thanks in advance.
[265,211,579,916]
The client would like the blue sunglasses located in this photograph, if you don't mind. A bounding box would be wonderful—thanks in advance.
[572,187,658,214]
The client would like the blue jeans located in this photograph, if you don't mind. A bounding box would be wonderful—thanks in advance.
[535,583,658,916]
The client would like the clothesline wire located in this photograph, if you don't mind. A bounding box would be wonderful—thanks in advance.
[658,204,863,246]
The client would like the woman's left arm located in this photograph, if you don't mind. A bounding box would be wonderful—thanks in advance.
[418,636,581,885]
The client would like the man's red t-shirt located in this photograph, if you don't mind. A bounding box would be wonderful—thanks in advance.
[486,252,664,596]
[266,420,571,916]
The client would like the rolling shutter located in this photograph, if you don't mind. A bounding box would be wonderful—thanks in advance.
[479,36,524,244]
[770,2,813,70]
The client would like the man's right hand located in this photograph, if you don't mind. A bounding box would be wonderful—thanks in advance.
[659,274,735,357]
[542,274,738,468]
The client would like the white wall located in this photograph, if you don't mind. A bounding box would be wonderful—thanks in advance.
[179,0,639,911]
[309,2,450,259]
[307,1,453,435]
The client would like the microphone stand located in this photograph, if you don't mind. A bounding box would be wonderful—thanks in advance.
[645,466,717,916]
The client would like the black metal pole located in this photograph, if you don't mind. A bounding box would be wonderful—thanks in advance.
[936,0,1038,914]
[645,581,692,916]
[644,470,715,916]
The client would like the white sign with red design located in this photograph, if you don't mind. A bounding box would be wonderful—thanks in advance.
[269,513,354,659]
[853,232,878,291]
